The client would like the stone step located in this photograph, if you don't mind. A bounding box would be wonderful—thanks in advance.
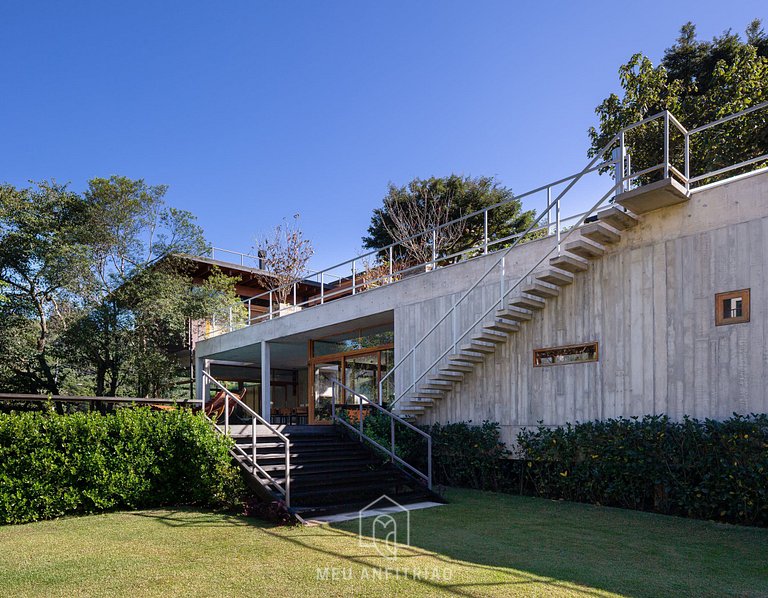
[472,329,508,343]
[597,205,640,230]
[496,306,533,321]
[420,380,454,390]
[535,268,574,287]
[486,319,520,333]
[580,221,621,244]
[521,281,560,299]
[564,237,605,259]
[509,294,546,311]
[550,253,589,273]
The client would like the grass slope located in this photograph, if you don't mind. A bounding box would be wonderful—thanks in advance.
[0,488,765,597]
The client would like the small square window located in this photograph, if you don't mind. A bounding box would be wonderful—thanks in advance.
[715,289,750,326]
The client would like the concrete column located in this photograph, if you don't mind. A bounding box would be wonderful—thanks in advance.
[196,358,210,404]
[261,341,271,422]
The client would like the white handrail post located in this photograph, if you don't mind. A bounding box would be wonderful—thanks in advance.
[228,306,233,332]
[664,111,670,179]
[269,290,273,320]
[388,246,394,283]
[684,132,690,191]
[331,382,336,421]
[556,192,561,255]
[483,210,489,255]
[246,298,252,325]
[390,417,395,464]
[432,230,437,266]
[359,398,363,436]
[546,186,552,235]
[252,415,257,467]
[320,272,324,304]
[224,393,229,435]
[351,260,356,295]
[452,301,457,353]
[500,256,506,303]
[411,350,417,393]
[293,282,297,307]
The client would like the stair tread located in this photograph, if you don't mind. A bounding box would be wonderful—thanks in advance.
[536,268,575,286]
[597,205,640,230]
[564,237,605,258]
[522,280,560,298]
[550,253,589,273]
[580,221,621,244]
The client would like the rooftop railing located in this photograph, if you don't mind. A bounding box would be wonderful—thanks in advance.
[203,101,768,341]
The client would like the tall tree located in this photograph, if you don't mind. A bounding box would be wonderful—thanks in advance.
[588,20,768,183]
[363,175,535,266]
[0,181,90,393]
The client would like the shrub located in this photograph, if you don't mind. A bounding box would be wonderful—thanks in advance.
[518,413,768,526]
[0,408,246,525]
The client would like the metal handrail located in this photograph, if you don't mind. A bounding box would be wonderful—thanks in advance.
[202,371,291,507]
[381,103,768,410]
[204,102,768,340]
[329,378,432,489]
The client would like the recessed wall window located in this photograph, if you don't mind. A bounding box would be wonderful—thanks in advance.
[533,342,598,367]
[715,289,750,326]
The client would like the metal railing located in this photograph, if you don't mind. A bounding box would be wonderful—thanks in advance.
[202,371,291,507]
[380,102,768,410]
[203,101,768,339]
[330,378,432,490]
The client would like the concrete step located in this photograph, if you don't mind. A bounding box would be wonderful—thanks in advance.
[597,205,640,230]
[550,253,589,273]
[486,319,520,333]
[463,340,496,354]
[453,350,485,363]
[407,397,436,406]
[580,221,621,244]
[564,237,605,259]
[496,306,533,321]
[509,294,546,311]
[440,362,474,373]
[431,370,463,381]
[421,381,454,391]
[521,281,560,298]
[410,388,446,399]
[472,329,508,343]
[535,268,574,287]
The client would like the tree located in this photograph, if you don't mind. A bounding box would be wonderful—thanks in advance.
[0,181,90,394]
[254,214,314,306]
[363,175,535,266]
[589,20,768,184]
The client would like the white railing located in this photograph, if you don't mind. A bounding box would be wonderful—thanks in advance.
[330,378,432,489]
[380,102,768,409]
[203,101,768,340]
[202,371,291,507]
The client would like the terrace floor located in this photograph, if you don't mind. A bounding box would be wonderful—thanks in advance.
[1,488,766,597]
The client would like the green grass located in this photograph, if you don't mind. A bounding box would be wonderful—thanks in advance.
[0,488,766,597]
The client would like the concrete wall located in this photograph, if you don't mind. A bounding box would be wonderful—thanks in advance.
[395,171,768,445]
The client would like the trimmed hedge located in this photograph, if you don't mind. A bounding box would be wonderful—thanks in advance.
[0,408,245,525]
[518,414,768,526]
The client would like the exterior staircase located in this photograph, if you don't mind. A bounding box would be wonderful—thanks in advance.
[398,205,642,416]
[229,423,440,520]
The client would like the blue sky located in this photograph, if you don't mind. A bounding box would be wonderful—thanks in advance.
[1,1,765,269]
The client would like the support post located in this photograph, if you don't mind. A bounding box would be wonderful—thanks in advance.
[389,246,394,282]
[684,132,690,191]
[663,111,670,179]
[352,260,356,295]
[483,210,489,255]
[261,341,271,423]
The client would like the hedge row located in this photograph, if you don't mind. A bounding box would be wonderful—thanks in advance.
[0,408,245,525]
[367,412,768,526]
[518,413,768,526]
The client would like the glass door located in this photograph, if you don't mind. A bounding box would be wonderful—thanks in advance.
[312,361,340,423]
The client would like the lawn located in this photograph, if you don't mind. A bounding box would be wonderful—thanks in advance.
[0,488,766,598]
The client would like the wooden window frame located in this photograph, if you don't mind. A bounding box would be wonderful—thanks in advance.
[715,289,750,326]
[533,342,599,367]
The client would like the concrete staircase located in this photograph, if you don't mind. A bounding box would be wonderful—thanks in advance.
[398,205,641,416]
[230,424,440,519]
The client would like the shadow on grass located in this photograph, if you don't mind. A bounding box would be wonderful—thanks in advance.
[125,490,768,598]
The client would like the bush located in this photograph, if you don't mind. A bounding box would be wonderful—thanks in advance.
[354,413,510,491]
[518,414,768,526]
[0,408,246,525]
